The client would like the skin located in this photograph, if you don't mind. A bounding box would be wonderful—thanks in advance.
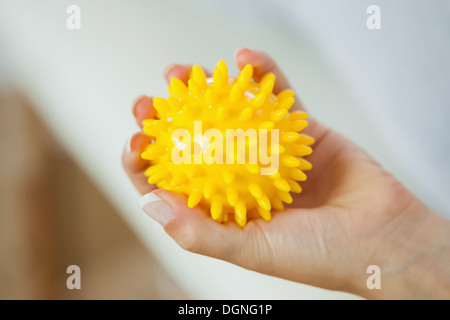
[122,48,450,299]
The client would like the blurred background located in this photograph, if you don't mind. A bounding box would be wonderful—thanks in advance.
[0,0,449,299]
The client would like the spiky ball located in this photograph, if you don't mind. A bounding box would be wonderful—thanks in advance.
[141,60,314,227]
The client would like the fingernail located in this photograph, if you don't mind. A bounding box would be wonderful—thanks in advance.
[162,63,176,79]
[124,137,132,154]
[138,192,173,226]
[234,47,251,58]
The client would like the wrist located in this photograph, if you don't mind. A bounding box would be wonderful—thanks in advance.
[348,199,450,299]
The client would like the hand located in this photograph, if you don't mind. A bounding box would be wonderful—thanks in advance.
[122,48,450,299]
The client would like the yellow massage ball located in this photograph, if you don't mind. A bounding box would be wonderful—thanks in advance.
[141,59,314,227]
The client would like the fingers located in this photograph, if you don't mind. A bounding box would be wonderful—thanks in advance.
[235,48,290,92]
[122,132,155,195]
[128,65,208,194]
[163,53,292,96]
[160,55,303,109]
[133,95,156,129]
[159,51,303,109]
[235,48,305,111]
[139,189,245,261]
[132,66,209,128]
[235,47,331,143]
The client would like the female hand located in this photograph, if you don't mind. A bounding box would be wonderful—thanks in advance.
[122,48,450,299]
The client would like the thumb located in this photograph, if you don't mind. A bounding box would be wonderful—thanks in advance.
[139,189,244,260]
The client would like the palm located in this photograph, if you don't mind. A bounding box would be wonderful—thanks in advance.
[242,121,413,289]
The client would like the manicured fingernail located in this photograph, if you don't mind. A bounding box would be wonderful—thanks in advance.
[138,192,173,226]
[234,47,251,58]
[163,63,176,79]
[124,137,132,154]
